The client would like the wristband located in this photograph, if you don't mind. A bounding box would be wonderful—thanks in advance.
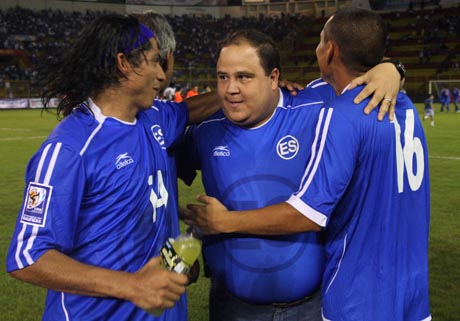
[380,59,406,80]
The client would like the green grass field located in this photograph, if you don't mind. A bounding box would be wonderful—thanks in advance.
[1,106,459,320]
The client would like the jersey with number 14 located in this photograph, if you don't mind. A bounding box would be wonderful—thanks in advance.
[287,86,431,321]
[7,100,188,321]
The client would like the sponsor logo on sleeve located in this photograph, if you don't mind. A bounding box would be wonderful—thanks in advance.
[277,135,299,160]
[20,182,52,227]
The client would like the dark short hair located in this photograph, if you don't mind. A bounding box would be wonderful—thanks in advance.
[218,29,282,77]
[324,7,387,73]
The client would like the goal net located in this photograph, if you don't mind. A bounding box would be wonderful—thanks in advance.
[428,80,460,98]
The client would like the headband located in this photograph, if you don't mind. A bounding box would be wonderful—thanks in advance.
[123,23,155,54]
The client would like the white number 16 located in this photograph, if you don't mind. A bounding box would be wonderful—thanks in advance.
[394,109,425,193]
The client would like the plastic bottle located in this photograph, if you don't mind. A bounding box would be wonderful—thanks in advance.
[150,233,202,316]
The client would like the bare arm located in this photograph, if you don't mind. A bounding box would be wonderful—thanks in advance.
[184,91,221,124]
[349,60,402,120]
[9,250,187,311]
[184,195,321,235]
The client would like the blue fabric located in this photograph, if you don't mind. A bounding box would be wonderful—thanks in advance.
[7,100,189,321]
[177,87,331,305]
[288,87,431,321]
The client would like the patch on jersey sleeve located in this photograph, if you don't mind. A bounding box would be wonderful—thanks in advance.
[20,182,53,227]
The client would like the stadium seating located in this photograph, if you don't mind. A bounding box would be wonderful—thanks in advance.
[0,4,458,100]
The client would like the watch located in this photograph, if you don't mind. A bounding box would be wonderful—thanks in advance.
[380,58,406,80]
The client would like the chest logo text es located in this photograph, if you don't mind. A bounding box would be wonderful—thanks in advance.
[277,135,299,160]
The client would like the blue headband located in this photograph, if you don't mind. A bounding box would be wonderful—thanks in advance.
[123,23,155,54]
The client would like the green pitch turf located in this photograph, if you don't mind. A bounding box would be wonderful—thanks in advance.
[1,106,459,320]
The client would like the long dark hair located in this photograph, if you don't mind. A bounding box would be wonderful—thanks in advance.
[39,14,153,117]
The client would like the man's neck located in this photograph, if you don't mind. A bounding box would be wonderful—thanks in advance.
[332,71,363,96]
[91,88,139,123]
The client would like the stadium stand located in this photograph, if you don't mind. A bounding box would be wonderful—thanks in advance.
[0,3,458,100]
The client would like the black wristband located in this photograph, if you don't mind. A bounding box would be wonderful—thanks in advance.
[380,59,406,80]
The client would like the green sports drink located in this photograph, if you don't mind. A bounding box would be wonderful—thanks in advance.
[161,233,202,273]
[150,233,202,316]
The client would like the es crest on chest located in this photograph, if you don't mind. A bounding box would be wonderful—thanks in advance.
[276,135,299,160]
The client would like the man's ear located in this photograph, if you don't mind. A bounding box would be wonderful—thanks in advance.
[326,40,335,65]
[270,68,280,89]
[117,52,132,76]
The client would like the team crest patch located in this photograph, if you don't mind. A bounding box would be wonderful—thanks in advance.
[20,182,52,227]
[277,135,299,160]
[151,124,166,149]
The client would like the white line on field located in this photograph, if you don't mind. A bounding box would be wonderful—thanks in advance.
[429,156,460,161]
[0,136,46,141]
[0,128,32,131]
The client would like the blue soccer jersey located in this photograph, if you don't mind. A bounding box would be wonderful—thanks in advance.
[287,86,431,321]
[305,78,336,101]
[7,99,189,321]
[178,87,331,304]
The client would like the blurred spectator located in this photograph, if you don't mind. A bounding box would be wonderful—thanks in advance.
[201,84,212,94]
[163,82,176,100]
[186,85,199,98]
[174,86,184,102]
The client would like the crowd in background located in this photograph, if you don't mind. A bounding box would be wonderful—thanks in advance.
[0,5,459,98]
[0,7,307,86]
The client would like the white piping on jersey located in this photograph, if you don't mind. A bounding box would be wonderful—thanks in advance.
[23,226,38,265]
[15,143,51,268]
[15,143,61,268]
[79,98,108,156]
[196,116,227,129]
[285,100,324,110]
[35,143,52,182]
[80,123,103,156]
[286,196,328,227]
[151,99,160,111]
[341,83,352,94]
[61,292,70,321]
[297,107,333,196]
[45,143,62,185]
[15,224,28,269]
[325,233,347,294]
[321,309,331,321]
[306,78,328,89]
